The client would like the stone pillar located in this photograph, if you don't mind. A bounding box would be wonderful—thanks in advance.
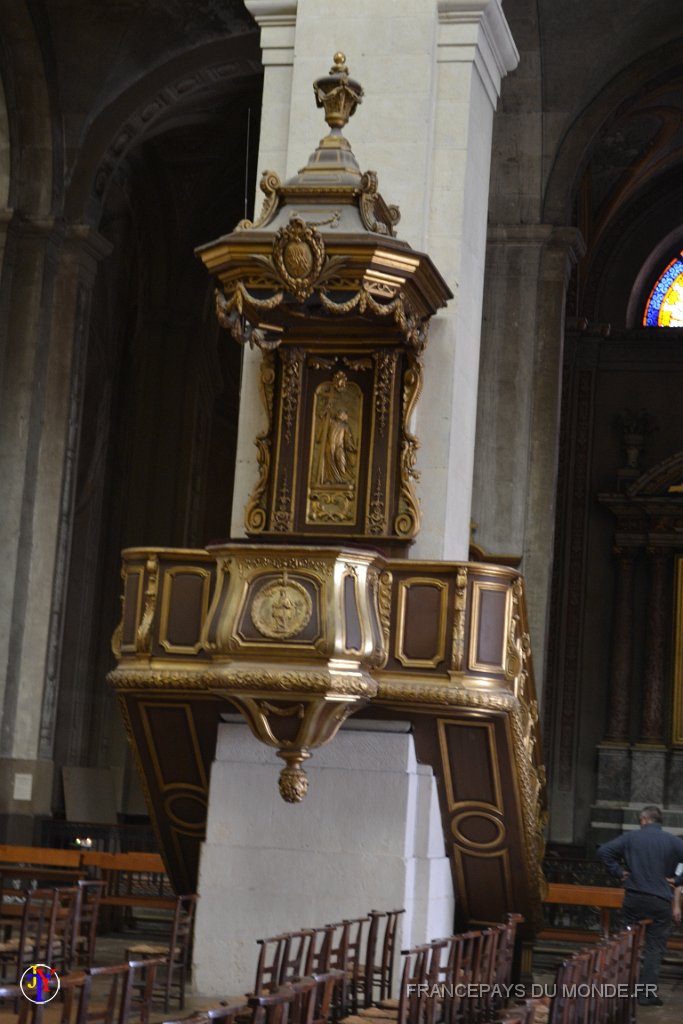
[594,550,636,810]
[0,217,110,839]
[193,722,454,998]
[472,226,584,698]
[417,0,519,560]
[605,548,635,742]
[640,547,669,744]
[629,547,669,807]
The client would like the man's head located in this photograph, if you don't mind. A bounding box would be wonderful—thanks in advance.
[639,805,663,826]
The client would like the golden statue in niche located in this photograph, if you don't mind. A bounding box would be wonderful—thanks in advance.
[307,371,362,525]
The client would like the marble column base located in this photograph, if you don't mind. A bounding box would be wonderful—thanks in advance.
[596,744,631,803]
[630,746,667,805]
[667,750,683,808]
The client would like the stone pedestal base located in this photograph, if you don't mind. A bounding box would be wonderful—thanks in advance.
[596,744,631,803]
[630,746,667,805]
[193,721,455,999]
[667,750,683,809]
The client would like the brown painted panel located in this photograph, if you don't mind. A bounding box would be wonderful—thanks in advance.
[474,585,507,668]
[143,705,207,788]
[458,851,513,924]
[120,693,223,894]
[162,571,209,648]
[438,718,500,808]
[401,582,446,663]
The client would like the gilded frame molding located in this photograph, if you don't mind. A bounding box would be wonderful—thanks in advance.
[394,577,448,668]
[159,566,212,655]
[468,580,512,674]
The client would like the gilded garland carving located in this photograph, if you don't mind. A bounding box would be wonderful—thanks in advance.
[394,358,423,537]
[280,348,303,444]
[373,349,398,437]
[235,556,334,579]
[451,567,468,672]
[375,569,392,668]
[273,473,293,533]
[212,670,376,697]
[245,352,276,533]
[367,470,387,535]
[109,668,374,696]
[136,557,159,654]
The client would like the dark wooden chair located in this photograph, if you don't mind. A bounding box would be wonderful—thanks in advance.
[362,910,404,1008]
[249,983,299,1024]
[0,888,68,983]
[279,931,316,985]
[74,881,106,968]
[253,934,290,996]
[125,893,197,1011]
[332,917,369,1017]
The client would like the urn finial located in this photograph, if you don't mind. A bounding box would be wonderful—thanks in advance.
[313,52,364,130]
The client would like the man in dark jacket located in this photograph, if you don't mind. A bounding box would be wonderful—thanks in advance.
[598,805,683,1006]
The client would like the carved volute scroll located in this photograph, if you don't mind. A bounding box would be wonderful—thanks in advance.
[196,54,452,550]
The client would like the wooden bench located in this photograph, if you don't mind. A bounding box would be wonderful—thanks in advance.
[0,844,85,897]
[541,881,683,951]
[80,850,175,928]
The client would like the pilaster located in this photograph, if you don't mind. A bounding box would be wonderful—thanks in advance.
[0,217,110,831]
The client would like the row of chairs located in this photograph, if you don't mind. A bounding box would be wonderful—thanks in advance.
[250,910,405,1018]
[0,955,165,1024]
[500,923,646,1024]
[342,913,524,1024]
[0,881,198,1016]
[0,881,106,982]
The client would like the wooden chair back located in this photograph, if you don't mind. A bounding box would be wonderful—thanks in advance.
[74,881,106,967]
[254,934,289,996]
[279,930,315,985]
[249,983,299,1024]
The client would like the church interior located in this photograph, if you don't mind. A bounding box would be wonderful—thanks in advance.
[2,0,683,1011]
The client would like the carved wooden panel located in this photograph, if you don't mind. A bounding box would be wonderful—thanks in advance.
[247,345,421,543]
[118,693,224,894]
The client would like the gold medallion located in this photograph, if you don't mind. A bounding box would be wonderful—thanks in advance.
[251,576,313,639]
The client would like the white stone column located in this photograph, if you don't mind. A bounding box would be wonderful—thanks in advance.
[0,218,110,837]
[416,1,518,559]
[232,1,518,558]
[193,722,454,999]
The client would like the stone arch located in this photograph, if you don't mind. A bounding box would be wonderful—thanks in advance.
[542,41,682,227]
[0,1,55,216]
[543,43,683,328]
[65,34,262,225]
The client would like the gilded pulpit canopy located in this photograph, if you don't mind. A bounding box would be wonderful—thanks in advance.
[196,54,452,548]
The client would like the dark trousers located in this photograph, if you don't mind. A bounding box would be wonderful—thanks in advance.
[622,890,672,989]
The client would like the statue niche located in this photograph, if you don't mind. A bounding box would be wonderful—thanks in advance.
[307,371,362,525]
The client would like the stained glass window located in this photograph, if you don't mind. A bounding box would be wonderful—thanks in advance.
[643,253,683,326]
